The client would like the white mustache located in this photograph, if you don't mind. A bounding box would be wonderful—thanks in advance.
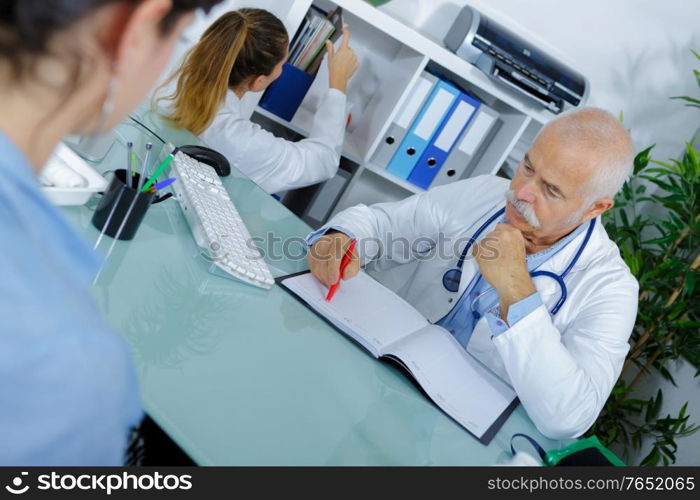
[505,190,541,227]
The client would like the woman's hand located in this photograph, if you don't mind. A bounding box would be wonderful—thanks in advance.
[326,25,359,93]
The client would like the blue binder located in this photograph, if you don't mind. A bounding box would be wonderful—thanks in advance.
[386,79,460,179]
[407,92,481,189]
[259,62,315,122]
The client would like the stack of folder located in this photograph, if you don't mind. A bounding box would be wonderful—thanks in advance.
[288,7,343,74]
[373,72,502,190]
[259,7,343,122]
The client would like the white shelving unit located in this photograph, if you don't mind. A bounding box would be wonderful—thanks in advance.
[181,0,571,226]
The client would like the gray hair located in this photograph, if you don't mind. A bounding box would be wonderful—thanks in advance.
[537,107,635,206]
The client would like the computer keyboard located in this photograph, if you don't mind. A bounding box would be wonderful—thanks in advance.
[170,149,275,289]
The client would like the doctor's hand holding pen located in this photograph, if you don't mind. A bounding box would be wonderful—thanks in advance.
[308,230,360,289]
[326,25,359,94]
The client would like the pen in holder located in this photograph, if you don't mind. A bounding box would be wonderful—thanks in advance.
[92,168,159,241]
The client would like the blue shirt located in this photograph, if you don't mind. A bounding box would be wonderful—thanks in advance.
[0,132,142,465]
[437,217,588,347]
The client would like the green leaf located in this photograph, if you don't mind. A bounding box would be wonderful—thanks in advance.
[643,234,677,246]
[641,448,661,466]
[609,426,619,443]
[650,159,678,170]
[621,181,633,201]
[671,96,700,108]
[612,382,633,396]
[621,397,648,408]
[619,207,630,227]
[653,390,663,419]
[644,167,675,176]
[640,176,682,195]
[684,271,697,298]
[660,445,677,462]
[645,398,655,422]
[634,145,654,174]
[684,143,699,176]
[658,365,678,387]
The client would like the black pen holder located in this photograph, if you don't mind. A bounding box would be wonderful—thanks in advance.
[91,168,158,241]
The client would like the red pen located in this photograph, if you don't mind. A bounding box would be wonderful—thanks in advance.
[326,239,357,302]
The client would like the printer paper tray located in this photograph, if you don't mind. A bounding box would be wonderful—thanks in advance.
[492,67,562,114]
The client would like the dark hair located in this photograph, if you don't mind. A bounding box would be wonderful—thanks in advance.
[161,8,288,134]
[0,0,222,80]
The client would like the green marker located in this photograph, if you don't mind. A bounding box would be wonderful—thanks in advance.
[141,152,176,192]
[130,152,138,173]
[130,152,138,179]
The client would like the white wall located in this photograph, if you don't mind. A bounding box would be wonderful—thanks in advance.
[623,360,700,465]
[376,0,700,465]
[377,0,700,162]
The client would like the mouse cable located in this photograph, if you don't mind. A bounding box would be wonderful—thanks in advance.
[128,114,167,146]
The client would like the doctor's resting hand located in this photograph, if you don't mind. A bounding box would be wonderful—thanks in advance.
[473,224,536,319]
[326,25,359,94]
[308,231,360,287]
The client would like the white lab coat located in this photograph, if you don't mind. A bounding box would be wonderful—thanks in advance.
[200,88,347,194]
[324,174,639,439]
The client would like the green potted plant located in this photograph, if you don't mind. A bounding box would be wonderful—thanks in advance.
[588,51,700,465]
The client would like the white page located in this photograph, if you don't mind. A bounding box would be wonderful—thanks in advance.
[458,110,496,155]
[386,324,516,439]
[433,101,476,152]
[282,271,429,356]
[396,76,433,129]
[413,88,456,141]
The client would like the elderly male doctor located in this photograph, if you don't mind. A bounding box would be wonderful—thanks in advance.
[306,107,639,439]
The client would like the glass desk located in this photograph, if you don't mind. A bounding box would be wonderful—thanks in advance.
[61,107,566,465]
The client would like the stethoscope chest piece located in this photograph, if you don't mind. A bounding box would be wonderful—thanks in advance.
[442,268,462,293]
[441,207,506,295]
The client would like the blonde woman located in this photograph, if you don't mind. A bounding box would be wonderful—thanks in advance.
[160,9,358,194]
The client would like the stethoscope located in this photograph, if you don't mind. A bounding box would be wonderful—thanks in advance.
[441,207,596,316]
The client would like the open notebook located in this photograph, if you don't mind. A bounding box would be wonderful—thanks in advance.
[278,270,519,445]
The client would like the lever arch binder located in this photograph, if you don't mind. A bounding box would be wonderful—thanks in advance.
[407,92,481,189]
[385,79,460,180]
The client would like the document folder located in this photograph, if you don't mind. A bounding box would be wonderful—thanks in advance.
[407,92,480,189]
[431,105,501,187]
[385,79,460,180]
[259,62,315,122]
[371,73,438,168]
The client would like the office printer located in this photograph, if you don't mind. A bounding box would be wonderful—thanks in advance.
[444,6,588,114]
